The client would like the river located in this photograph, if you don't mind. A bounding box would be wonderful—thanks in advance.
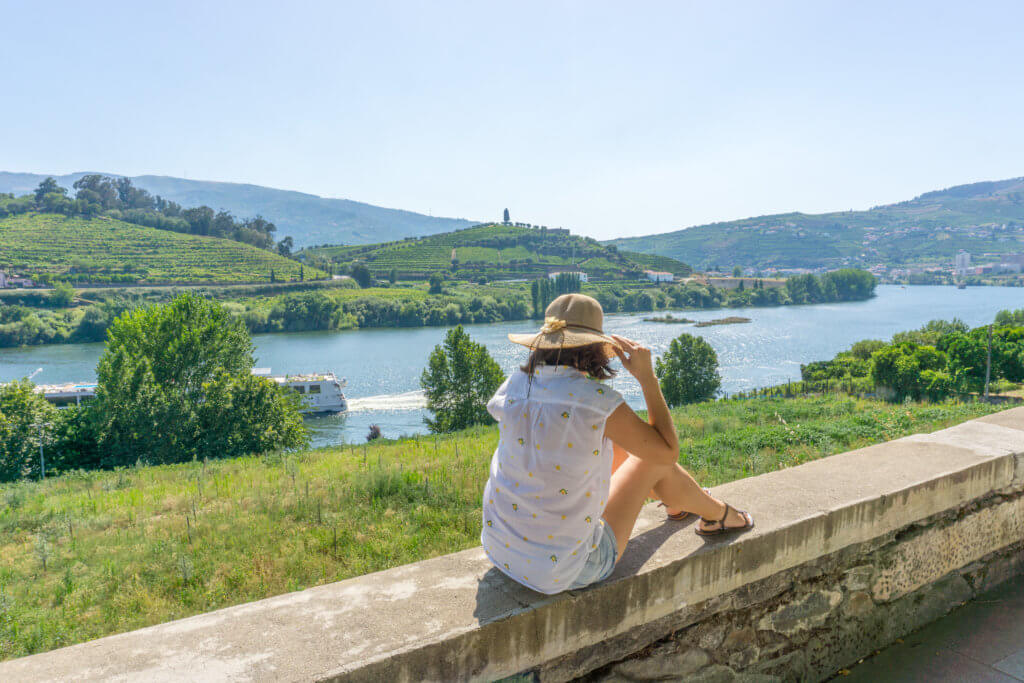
[0,285,1020,446]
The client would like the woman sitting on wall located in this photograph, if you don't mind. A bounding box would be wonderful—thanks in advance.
[481,293,753,594]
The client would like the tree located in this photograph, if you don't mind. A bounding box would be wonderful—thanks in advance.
[656,333,721,406]
[277,236,294,257]
[49,281,75,307]
[503,208,510,224]
[389,268,398,284]
[0,379,61,482]
[732,266,742,277]
[421,325,505,433]
[299,265,304,282]
[870,343,948,401]
[428,272,444,294]
[351,263,373,288]
[34,177,64,202]
[91,293,307,467]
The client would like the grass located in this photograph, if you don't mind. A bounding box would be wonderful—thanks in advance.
[0,213,325,284]
[0,396,1007,659]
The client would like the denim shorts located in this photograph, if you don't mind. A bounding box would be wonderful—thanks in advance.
[568,519,618,590]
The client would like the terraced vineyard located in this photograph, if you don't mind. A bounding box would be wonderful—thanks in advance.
[304,223,692,281]
[0,213,324,284]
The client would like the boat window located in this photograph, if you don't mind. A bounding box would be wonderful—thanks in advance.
[293,385,306,394]
[309,384,321,394]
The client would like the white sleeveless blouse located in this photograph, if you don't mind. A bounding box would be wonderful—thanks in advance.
[480,365,624,594]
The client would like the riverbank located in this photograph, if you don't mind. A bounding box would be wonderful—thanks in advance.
[0,395,1007,660]
[0,271,876,348]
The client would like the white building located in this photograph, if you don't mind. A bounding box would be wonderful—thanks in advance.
[643,270,674,283]
[955,250,971,276]
[548,271,588,283]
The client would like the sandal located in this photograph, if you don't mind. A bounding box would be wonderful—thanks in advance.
[695,502,754,537]
[658,487,711,521]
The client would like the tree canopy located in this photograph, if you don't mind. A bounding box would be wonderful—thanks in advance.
[421,325,505,433]
[656,333,721,406]
[91,293,307,466]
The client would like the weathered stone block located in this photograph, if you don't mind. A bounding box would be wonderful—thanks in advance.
[757,590,842,635]
[611,644,709,681]
[871,498,1024,601]
[842,564,873,592]
[842,591,874,619]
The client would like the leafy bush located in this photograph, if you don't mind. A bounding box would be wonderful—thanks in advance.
[0,380,61,482]
[91,293,308,467]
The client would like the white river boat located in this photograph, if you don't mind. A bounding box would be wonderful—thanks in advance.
[32,369,348,415]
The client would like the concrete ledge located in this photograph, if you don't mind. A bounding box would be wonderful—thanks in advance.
[4,407,1024,682]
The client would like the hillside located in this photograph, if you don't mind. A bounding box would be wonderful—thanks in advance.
[607,176,1024,270]
[0,172,474,248]
[0,213,324,284]
[303,223,693,281]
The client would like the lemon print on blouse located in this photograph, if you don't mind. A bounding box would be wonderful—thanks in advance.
[561,411,570,419]
[559,488,568,495]
[517,438,524,445]
[504,563,510,570]
[585,515,592,523]
[597,388,605,394]
[567,442,573,449]
[592,424,599,430]
[511,503,518,511]
[486,520,493,527]
[592,449,599,456]
[555,464,561,471]
[549,554,558,563]
[547,534,554,540]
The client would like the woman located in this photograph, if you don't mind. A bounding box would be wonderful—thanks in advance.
[481,293,753,594]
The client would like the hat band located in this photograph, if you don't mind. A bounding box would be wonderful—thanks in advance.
[540,322,606,336]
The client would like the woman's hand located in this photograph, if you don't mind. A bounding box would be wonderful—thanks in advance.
[610,335,656,383]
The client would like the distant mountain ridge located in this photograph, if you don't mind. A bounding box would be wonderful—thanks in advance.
[0,172,475,248]
[607,176,1024,270]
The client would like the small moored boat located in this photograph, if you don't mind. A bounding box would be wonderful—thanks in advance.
[32,370,348,415]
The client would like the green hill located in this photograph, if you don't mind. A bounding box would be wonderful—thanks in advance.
[0,213,324,284]
[303,223,693,281]
[0,171,474,247]
[607,176,1024,270]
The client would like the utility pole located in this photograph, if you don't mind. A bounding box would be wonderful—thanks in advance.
[31,421,51,480]
[984,324,993,398]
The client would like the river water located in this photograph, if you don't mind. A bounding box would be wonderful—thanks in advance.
[0,285,1020,446]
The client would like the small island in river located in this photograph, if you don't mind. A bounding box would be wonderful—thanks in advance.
[694,316,752,327]
[642,314,695,323]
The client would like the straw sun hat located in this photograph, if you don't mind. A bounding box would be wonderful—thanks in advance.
[508,293,621,351]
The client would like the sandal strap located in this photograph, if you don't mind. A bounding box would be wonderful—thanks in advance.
[699,503,735,529]
[718,503,732,527]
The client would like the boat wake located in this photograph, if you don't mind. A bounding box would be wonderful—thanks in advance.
[347,390,426,413]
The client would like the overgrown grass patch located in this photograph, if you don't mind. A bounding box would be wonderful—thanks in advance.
[0,396,1007,659]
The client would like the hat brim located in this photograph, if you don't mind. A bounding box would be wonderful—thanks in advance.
[508,326,621,351]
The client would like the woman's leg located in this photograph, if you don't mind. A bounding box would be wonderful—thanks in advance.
[603,444,748,559]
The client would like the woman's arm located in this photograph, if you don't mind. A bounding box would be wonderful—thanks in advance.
[603,335,679,466]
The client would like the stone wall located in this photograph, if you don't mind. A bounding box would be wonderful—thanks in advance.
[584,493,1024,682]
[3,408,1024,682]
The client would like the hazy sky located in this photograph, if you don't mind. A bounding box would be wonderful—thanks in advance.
[2,1,1023,240]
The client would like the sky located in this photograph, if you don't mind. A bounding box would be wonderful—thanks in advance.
[2,1,1024,240]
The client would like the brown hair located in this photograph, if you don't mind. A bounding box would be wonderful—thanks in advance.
[521,342,617,380]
